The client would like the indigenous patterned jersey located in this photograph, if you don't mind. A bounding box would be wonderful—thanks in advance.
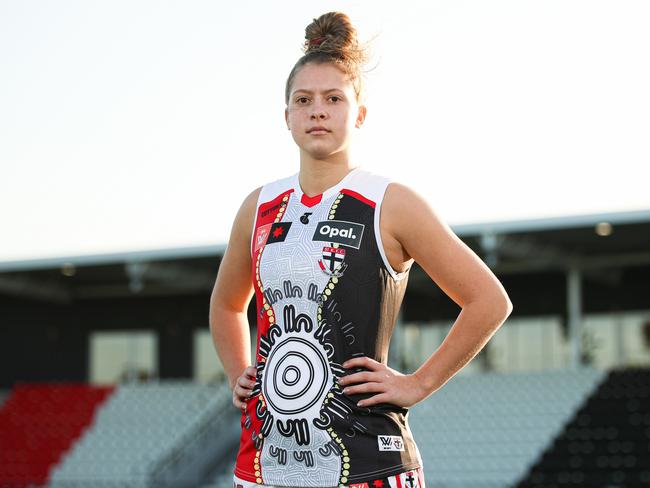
[234,166,422,487]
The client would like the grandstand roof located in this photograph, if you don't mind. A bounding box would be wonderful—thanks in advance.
[1,208,648,304]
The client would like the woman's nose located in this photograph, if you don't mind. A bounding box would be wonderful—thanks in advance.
[311,106,328,119]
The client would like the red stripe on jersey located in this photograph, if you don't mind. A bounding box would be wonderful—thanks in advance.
[301,192,323,207]
[396,473,403,488]
[341,188,376,208]
[237,187,294,484]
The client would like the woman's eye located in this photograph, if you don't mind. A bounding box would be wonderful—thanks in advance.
[297,97,309,104]
[330,96,341,102]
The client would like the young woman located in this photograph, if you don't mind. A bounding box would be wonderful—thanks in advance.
[210,11,513,488]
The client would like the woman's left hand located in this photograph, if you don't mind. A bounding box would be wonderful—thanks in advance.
[339,356,430,409]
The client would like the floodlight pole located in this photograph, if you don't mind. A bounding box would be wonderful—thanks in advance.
[567,264,583,369]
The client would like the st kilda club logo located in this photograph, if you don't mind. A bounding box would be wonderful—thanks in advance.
[313,220,365,277]
[318,246,347,277]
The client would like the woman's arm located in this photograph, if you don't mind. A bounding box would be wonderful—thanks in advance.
[340,182,513,407]
[209,186,261,406]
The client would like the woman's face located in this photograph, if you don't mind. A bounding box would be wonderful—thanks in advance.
[285,62,366,161]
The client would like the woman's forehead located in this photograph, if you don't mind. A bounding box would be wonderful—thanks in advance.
[291,64,354,96]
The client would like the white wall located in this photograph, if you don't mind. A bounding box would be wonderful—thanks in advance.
[398,310,650,375]
[89,330,157,384]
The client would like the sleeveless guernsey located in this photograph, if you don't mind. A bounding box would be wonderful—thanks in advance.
[234,166,422,487]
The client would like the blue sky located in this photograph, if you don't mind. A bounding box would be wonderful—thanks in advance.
[1,0,648,263]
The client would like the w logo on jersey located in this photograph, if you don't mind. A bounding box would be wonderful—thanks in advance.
[377,435,405,451]
[318,246,347,277]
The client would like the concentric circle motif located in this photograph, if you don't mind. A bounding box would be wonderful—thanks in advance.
[282,365,301,386]
[263,336,329,415]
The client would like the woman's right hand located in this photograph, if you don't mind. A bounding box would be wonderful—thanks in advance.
[232,365,257,410]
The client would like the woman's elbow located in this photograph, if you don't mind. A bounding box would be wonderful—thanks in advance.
[503,295,514,316]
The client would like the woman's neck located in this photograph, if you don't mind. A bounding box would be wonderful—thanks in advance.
[297,152,357,197]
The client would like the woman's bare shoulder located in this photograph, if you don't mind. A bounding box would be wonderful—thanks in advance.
[383,180,511,309]
[382,180,459,254]
[242,185,263,210]
[381,180,427,233]
[232,186,263,237]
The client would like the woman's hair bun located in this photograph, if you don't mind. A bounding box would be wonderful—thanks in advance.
[284,11,374,106]
[302,12,369,69]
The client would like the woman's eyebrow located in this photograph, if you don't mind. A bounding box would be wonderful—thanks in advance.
[292,88,343,95]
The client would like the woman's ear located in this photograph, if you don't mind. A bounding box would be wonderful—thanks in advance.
[355,104,367,128]
[285,108,290,130]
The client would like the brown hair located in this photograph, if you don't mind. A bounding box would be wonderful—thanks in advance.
[285,12,374,106]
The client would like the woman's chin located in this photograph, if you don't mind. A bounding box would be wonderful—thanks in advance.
[301,143,346,161]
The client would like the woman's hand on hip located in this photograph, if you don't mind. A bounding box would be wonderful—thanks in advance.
[339,356,429,409]
[232,365,257,410]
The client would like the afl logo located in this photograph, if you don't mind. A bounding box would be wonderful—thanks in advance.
[312,220,364,249]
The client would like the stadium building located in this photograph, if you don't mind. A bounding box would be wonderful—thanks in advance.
[1,208,649,487]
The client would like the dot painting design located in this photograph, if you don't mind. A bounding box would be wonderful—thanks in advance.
[320,192,350,485]
[255,196,289,325]
[252,194,289,483]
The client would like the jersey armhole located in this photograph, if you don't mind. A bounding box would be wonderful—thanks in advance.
[249,187,265,259]
[374,181,411,282]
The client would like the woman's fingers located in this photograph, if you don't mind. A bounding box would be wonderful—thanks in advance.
[232,389,244,409]
[236,378,255,399]
[339,358,387,387]
[340,371,381,387]
[357,392,391,408]
[233,392,245,409]
[338,357,424,408]
[232,366,258,409]
[342,356,381,371]
[339,357,385,385]
[342,381,385,395]
[233,387,251,409]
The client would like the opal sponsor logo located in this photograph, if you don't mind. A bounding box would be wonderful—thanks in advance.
[312,220,364,249]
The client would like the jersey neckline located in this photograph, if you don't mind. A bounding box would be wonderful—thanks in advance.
[291,166,363,206]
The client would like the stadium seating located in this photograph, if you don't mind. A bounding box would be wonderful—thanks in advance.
[517,367,650,487]
[0,383,114,488]
[5,367,648,487]
[47,380,232,487]
[408,367,607,488]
